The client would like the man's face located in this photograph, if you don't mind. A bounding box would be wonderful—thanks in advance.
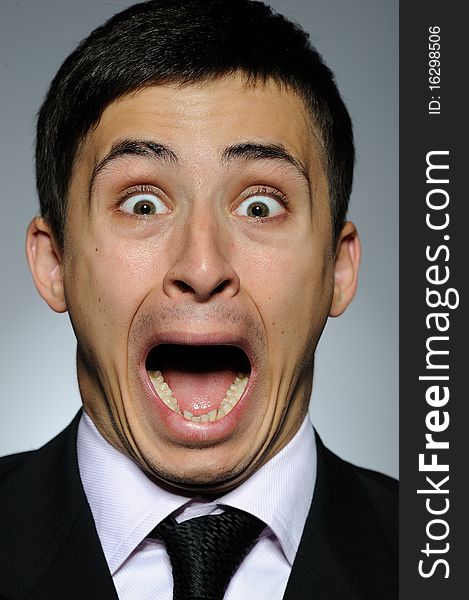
[50,75,346,490]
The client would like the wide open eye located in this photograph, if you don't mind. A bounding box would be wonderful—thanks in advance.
[234,194,285,219]
[120,192,170,216]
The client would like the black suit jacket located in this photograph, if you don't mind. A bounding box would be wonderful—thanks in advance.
[0,413,397,599]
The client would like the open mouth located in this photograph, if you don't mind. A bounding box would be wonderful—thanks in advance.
[146,344,251,423]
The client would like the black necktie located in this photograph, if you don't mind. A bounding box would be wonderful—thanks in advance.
[151,508,265,600]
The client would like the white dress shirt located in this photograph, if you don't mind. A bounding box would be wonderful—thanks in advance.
[77,412,316,600]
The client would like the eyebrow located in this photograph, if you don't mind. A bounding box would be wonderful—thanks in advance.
[222,141,311,188]
[89,139,179,199]
[88,138,311,200]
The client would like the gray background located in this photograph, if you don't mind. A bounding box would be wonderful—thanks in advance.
[0,0,398,478]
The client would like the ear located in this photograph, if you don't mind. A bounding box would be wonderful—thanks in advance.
[330,221,361,317]
[26,217,67,313]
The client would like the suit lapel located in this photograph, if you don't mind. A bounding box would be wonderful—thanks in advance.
[0,412,118,600]
[283,435,397,600]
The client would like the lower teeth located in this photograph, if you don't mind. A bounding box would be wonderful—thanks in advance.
[148,370,249,422]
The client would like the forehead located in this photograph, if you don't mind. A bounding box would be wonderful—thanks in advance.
[77,74,324,177]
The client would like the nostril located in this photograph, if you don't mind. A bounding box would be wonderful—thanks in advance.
[164,265,240,301]
[175,280,194,294]
[174,278,230,296]
[213,280,230,295]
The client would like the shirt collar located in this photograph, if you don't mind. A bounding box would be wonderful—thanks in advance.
[77,411,316,573]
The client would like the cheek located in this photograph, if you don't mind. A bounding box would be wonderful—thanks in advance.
[238,238,333,348]
[64,239,162,342]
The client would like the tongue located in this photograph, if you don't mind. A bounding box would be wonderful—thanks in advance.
[164,369,236,414]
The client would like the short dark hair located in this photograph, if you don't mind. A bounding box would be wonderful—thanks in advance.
[36,0,354,248]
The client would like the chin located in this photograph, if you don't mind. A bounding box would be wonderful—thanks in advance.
[140,444,258,493]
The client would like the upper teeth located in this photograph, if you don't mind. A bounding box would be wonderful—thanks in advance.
[148,370,249,422]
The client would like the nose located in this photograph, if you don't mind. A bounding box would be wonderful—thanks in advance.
[163,218,240,303]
